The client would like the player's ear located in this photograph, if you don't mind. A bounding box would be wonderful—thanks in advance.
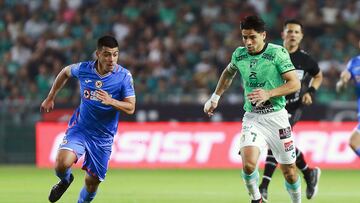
[299,32,304,41]
[281,31,285,40]
[262,31,266,41]
[95,50,100,58]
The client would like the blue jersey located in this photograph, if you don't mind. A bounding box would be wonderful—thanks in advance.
[67,61,135,138]
[347,55,360,120]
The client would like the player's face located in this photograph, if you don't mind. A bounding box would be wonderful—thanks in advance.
[96,46,119,73]
[241,29,266,54]
[282,23,303,47]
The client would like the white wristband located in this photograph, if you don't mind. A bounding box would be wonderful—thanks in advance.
[210,93,220,103]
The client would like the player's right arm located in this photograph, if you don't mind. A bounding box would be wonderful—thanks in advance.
[40,66,72,113]
[203,63,237,116]
[336,69,351,93]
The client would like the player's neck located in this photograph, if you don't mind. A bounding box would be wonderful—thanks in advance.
[96,61,108,76]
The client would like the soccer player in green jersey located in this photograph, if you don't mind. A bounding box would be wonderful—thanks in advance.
[204,15,301,203]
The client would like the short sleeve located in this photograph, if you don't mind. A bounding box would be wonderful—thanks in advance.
[70,63,82,78]
[121,72,135,99]
[346,58,355,79]
[229,50,240,72]
[307,57,320,76]
[276,47,295,74]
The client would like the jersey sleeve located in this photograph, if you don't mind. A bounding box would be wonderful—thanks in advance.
[229,48,240,72]
[120,72,136,99]
[307,57,320,76]
[275,47,295,74]
[346,58,355,79]
[69,62,82,78]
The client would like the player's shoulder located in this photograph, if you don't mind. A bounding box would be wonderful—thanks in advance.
[114,64,133,78]
[266,43,287,54]
[296,49,314,59]
[231,46,248,61]
[233,46,247,54]
[72,61,94,70]
[299,49,310,56]
[350,55,360,64]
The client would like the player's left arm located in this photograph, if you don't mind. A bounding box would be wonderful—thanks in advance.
[96,90,136,114]
[248,70,300,106]
[302,70,323,105]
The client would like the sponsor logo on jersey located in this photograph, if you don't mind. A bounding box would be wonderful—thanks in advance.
[95,80,103,88]
[283,63,294,69]
[279,127,292,139]
[83,89,112,101]
[236,54,248,61]
[85,79,92,83]
[262,53,274,61]
[251,105,274,114]
[247,81,266,88]
[249,71,257,79]
[284,140,294,152]
[84,89,90,99]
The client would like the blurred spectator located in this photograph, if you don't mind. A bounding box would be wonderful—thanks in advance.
[0,0,358,117]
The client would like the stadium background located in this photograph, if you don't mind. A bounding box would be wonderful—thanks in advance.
[0,0,360,203]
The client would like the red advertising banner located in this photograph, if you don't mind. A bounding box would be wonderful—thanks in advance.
[36,122,360,169]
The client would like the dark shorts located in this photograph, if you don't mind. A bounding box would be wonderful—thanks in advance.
[287,108,303,127]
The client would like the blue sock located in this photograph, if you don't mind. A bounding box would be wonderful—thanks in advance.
[78,186,97,203]
[55,168,71,183]
[355,147,360,157]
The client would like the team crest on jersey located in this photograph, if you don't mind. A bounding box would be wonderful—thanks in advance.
[95,80,103,88]
[249,59,257,69]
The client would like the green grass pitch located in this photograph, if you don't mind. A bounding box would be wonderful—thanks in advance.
[0,166,359,203]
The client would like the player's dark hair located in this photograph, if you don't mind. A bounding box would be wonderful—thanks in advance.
[284,19,303,31]
[240,15,266,32]
[97,35,118,50]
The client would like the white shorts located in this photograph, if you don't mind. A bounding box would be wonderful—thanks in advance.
[239,109,296,164]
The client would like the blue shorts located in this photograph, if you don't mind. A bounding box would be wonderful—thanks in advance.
[59,128,113,181]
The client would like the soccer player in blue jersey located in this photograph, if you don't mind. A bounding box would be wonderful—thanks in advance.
[40,35,136,203]
[336,38,360,158]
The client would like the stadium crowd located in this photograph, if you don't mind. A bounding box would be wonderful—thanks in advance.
[0,0,359,112]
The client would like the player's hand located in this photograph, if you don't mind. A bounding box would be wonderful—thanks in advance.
[247,88,271,106]
[302,93,312,105]
[336,81,346,93]
[203,99,218,117]
[204,94,220,117]
[40,98,54,113]
[96,89,113,105]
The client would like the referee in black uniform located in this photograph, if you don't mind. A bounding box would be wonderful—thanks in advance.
[259,19,323,202]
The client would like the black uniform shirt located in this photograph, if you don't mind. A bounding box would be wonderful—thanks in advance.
[285,49,320,113]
